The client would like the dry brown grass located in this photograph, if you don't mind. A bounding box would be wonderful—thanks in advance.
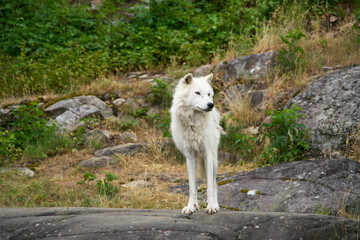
[79,75,152,98]
[221,92,266,127]
[0,123,257,209]
[254,6,360,75]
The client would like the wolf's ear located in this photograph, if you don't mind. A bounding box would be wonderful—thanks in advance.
[205,73,213,84]
[183,73,193,85]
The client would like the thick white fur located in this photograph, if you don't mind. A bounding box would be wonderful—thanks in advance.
[170,73,224,215]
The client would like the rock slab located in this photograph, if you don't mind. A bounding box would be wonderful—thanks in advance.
[94,143,144,157]
[44,95,113,130]
[218,159,360,215]
[0,208,358,240]
[219,51,279,82]
[286,65,360,153]
[78,156,115,168]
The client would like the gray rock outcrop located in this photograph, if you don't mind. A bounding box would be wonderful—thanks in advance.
[44,95,113,130]
[224,84,268,109]
[0,208,358,240]
[217,51,279,83]
[193,64,214,77]
[217,159,360,215]
[286,65,360,154]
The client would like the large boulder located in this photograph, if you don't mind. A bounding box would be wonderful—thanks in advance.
[217,52,279,83]
[217,159,360,215]
[44,95,113,130]
[0,208,358,240]
[286,65,360,154]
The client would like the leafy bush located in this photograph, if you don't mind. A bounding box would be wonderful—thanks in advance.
[0,0,278,99]
[149,79,172,108]
[0,102,73,166]
[278,29,306,73]
[0,129,22,164]
[220,122,257,162]
[158,111,171,138]
[260,106,310,165]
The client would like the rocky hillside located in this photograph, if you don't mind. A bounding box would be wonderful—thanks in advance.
[0,1,360,239]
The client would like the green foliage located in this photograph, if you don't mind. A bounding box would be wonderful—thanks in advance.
[149,79,173,108]
[96,173,119,197]
[77,171,96,185]
[355,8,360,41]
[260,106,310,165]
[78,171,119,197]
[158,110,171,138]
[0,129,22,163]
[111,115,139,131]
[0,0,279,99]
[220,121,257,162]
[278,29,306,73]
[0,102,73,166]
[10,102,50,148]
[66,117,100,148]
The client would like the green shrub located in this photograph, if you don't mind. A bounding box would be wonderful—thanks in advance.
[278,29,306,74]
[0,0,279,99]
[149,79,173,108]
[260,106,310,165]
[0,102,73,166]
[220,122,257,162]
[0,129,22,165]
[158,110,171,138]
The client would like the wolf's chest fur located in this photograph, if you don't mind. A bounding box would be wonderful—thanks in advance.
[175,106,210,150]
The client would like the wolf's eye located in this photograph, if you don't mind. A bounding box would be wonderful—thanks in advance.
[208,93,211,96]
[195,91,201,95]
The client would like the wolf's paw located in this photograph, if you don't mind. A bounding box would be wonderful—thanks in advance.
[205,204,220,214]
[182,203,198,215]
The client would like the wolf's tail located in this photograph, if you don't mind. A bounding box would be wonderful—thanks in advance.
[196,157,206,180]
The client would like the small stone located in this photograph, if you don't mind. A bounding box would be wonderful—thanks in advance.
[113,98,126,108]
[0,167,35,177]
[85,128,112,144]
[78,156,115,168]
[244,126,259,136]
[330,16,338,23]
[138,74,150,79]
[120,131,137,143]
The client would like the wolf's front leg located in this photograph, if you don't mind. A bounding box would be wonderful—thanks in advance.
[182,155,198,215]
[205,150,219,214]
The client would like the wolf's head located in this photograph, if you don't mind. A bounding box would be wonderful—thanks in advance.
[176,73,215,112]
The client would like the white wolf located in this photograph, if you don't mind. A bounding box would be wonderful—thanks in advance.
[170,73,224,215]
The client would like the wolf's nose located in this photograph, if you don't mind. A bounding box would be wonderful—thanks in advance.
[207,102,214,109]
